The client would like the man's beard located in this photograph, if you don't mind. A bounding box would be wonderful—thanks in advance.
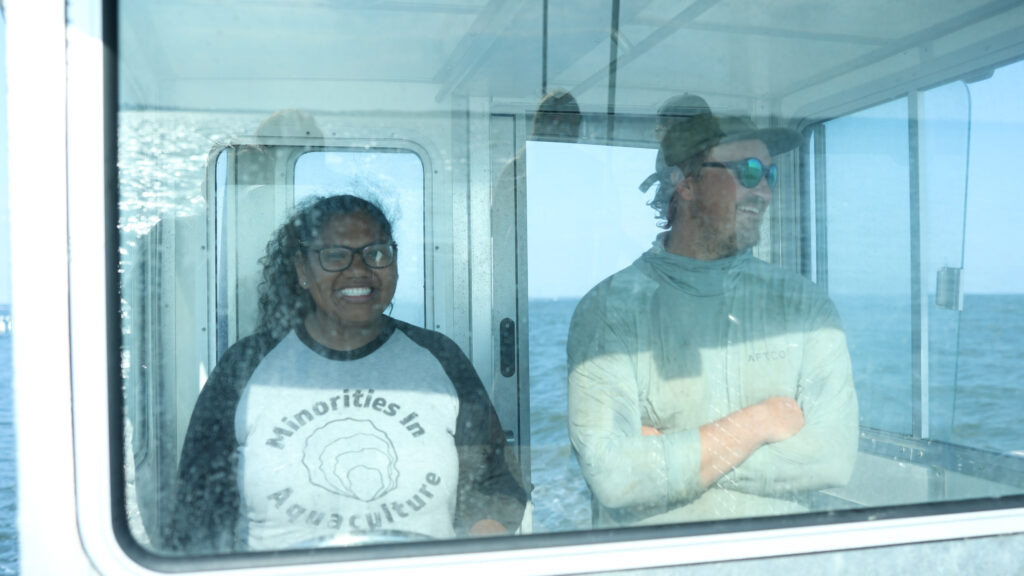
[692,197,764,258]
[734,195,768,251]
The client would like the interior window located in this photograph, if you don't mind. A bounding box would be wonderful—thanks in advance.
[294,150,426,328]
[940,61,1024,455]
[526,140,659,532]
[811,61,1024,508]
[820,98,913,434]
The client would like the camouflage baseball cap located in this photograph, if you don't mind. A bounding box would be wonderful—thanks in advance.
[660,109,801,167]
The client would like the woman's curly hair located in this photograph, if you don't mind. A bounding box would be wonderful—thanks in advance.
[256,194,393,338]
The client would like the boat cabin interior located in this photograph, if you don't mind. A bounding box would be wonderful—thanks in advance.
[6,0,1024,573]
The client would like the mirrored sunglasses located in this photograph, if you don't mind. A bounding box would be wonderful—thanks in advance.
[701,158,778,190]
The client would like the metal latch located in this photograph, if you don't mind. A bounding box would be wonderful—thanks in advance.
[500,317,516,377]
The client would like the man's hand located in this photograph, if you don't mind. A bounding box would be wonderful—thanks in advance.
[469,518,508,536]
[751,396,805,444]
[642,397,803,441]
[641,425,661,436]
[697,396,805,488]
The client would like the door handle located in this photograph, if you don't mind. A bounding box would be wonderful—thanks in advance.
[499,317,516,377]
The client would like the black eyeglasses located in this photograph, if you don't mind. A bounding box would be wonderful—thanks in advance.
[701,158,778,190]
[303,242,397,272]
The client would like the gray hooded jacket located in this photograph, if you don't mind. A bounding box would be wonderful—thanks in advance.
[567,237,858,527]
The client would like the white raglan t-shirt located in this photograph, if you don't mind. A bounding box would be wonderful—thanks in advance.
[235,328,463,548]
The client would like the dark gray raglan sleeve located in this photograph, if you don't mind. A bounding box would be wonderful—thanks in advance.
[397,321,529,535]
[165,332,280,553]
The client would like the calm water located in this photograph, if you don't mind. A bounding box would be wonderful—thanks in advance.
[0,335,17,575]
[0,295,1021,564]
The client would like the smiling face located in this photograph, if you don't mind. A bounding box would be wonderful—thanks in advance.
[294,211,398,350]
[674,138,772,260]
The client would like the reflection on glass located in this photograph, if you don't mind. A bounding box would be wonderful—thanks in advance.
[111,0,1024,563]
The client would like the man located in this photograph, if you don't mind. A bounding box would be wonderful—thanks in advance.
[567,97,858,527]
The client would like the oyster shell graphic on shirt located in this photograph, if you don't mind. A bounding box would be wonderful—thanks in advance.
[302,418,400,501]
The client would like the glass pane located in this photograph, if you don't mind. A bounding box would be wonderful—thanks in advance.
[823,99,913,434]
[918,81,971,444]
[526,141,659,533]
[953,61,1024,455]
[817,72,1024,509]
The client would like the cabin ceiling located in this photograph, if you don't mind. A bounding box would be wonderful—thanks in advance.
[118,0,1024,118]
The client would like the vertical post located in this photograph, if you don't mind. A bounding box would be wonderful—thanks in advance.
[9,0,92,570]
[541,0,548,96]
[812,125,829,290]
[909,93,929,439]
[606,0,620,142]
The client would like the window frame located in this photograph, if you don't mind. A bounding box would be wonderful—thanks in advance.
[51,0,1024,573]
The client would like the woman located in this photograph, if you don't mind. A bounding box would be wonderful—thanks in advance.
[168,194,526,553]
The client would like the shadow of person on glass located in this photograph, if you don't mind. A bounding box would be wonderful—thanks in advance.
[529,89,582,143]
[492,90,582,262]
[639,93,716,218]
[497,89,582,196]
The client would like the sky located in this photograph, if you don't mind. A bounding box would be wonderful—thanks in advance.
[526,142,660,299]
[1,27,1023,305]
[958,61,1024,294]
